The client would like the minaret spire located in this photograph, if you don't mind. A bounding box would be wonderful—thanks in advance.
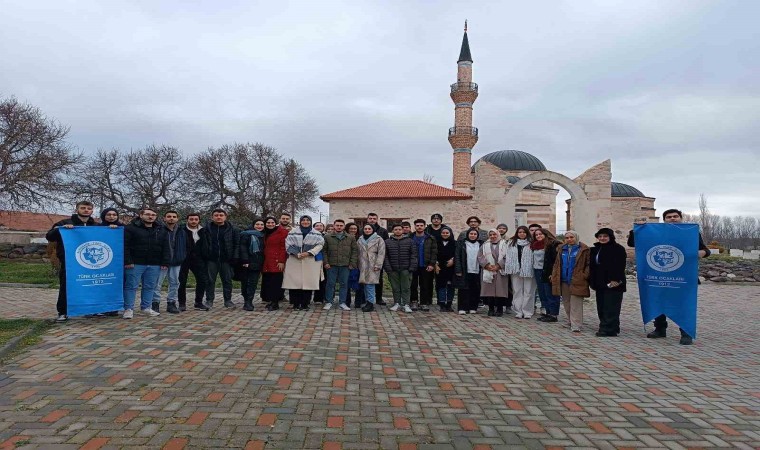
[449,23,478,191]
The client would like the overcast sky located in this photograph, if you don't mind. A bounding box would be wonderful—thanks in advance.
[2,0,758,226]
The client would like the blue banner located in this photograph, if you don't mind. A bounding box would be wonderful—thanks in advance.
[60,227,124,317]
[634,223,699,338]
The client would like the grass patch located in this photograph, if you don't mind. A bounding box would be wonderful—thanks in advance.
[0,260,58,287]
[0,319,53,364]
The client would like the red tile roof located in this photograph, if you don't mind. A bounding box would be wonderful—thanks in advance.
[320,180,472,201]
[0,211,70,232]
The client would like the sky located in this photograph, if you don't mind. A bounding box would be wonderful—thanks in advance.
[2,0,758,228]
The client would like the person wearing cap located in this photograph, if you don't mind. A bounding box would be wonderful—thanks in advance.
[589,228,627,336]
[457,216,489,242]
[425,213,447,242]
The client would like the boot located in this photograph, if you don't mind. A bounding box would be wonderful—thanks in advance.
[266,301,279,311]
[194,301,209,311]
[243,299,254,311]
[151,301,160,313]
[647,329,666,338]
[361,303,375,312]
[487,308,495,317]
[166,302,180,314]
[224,299,236,308]
[178,301,186,312]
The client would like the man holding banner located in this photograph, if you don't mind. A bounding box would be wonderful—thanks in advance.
[46,201,97,322]
[629,209,710,345]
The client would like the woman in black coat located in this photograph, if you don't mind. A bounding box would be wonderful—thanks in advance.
[589,228,627,337]
[435,227,456,311]
[239,219,266,312]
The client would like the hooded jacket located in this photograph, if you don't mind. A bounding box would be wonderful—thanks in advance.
[124,218,170,266]
[46,214,97,261]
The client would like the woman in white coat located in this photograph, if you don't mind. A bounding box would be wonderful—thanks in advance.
[504,225,536,319]
[282,215,325,311]
[356,224,386,312]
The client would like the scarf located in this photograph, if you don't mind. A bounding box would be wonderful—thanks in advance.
[241,229,265,253]
[530,239,545,250]
[504,239,533,277]
[481,239,507,283]
[286,227,325,256]
[186,224,202,243]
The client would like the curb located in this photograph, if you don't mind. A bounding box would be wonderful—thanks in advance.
[0,283,52,288]
[0,321,52,362]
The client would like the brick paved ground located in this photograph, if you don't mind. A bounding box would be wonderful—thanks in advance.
[0,284,758,449]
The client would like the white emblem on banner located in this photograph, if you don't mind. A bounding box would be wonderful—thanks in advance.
[75,241,114,269]
[646,245,684,273]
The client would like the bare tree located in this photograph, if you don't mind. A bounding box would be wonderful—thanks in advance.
[185,142,318,223]
[74,145,187,214]
[423,173,436,184]
[0,96,82,209]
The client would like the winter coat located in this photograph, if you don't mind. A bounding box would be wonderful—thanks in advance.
[357,234,386,284]
[383,235,417,272]
[453,240,482,288]
[198,222,240,262]
[262,226,289,273]
[239,229,266,272]
[590,241,627,292]
[322,232,358,267]
[370,223,389,240]
[435,239,456,286]
[161,224,189,266]
[425,224,447,242]
[411,233,438,268]
[46,214,97,261]
[123,218,171,266]
[551,242,590,297]
[183,225,204,264]
[478,241,510,298]
[541,242,560,284]
[282,228,324,290]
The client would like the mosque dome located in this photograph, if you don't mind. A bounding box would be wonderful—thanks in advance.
[475,150,546,172]
[611,182,646,198]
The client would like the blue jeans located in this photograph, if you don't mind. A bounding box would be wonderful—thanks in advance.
[436,285,455,305]
[124,265,161,311]
[154,265,181,304]
[325,266,350,305]
[364,283,376,304]
[534,268,560,316]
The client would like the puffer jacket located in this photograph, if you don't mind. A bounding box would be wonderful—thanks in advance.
[198,221,240,262]
[124,218,170,266]
[550,242,590,297]
[383,235,417,272]
[322,232,358,267]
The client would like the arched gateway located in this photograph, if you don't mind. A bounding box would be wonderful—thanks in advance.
[496,170,598,242]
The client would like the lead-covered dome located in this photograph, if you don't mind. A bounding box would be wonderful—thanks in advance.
[475,150,546,172]
[611,182,645,198]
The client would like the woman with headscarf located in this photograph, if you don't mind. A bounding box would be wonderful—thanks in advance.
[282,215,325,310]
[99,207,124,228]
[356,224,386,312]
[261,216,289,310]
[435,226,456,312]
[535,228,562,323]
[239,218,266,312]
[454,228,483,315]
[478,229,509,316]
[590,228,627,336]
[496,223,509,241]
[505,225,535,319]
[551,230,591,332]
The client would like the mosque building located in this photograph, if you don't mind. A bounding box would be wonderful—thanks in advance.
[321,24,656,241]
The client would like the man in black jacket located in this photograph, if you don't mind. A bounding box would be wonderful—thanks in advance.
[122,208,170,319]
[198,209,240,308]
[409,219,438,311]
[178,213,209,311]
[627,209,710,345]
[384,224,418,313]
[366,213,389,305]
[152,210,190,314]
[46,200,97,322]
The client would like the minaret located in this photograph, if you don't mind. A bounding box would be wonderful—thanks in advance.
[449,21,478,191]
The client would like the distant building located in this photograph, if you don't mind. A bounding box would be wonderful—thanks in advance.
[321,24,656,241]
[0,210,69,232]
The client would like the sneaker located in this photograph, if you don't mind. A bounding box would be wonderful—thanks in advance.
[223,300,237,308]
[141,308,160,317]
[679,335,693,345]
[421,305,430,312]
[323,302,333,311]
[647,329,666,339]
[56,314,68,322]
[361,303,375,312]
[571,327,581,333]
[390,304,400,312]
[458,310,466,315]
[514,313,523,319]
[166,302,180,314]
[469,310,477,314]
[403,305,413,313]
[523,315,532,320]
[123,309,133,319]
[339,304,351,311]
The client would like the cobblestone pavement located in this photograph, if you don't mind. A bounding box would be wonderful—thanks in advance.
[0,284,758,449]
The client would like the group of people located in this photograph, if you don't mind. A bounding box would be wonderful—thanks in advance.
[48,202,707,344]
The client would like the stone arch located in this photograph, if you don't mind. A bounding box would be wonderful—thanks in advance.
[495,170,598,242]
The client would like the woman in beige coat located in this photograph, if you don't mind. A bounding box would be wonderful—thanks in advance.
[356,224,386,312]
[282,215,325,310]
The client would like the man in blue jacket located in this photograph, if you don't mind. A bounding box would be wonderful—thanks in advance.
[153,210,190,314]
